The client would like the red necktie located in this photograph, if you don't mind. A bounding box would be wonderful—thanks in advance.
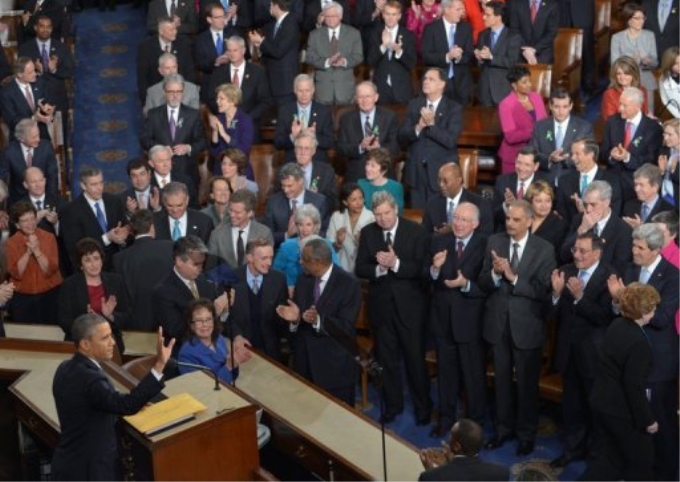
[530,0,538,22]
[623,121,633,148]
[232,68,239,88]
[517,182,525,200]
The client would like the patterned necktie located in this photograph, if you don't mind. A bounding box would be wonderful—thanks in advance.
[580,174,588,196]
[624,121,633,148]
[555,124,564,149]
[517,181,525,200]
[169,109,177,140]
[313,277,321,303]
[189,280,199,299]
[330,30,339,57]
[95,202,107,233]
[25,148,32,167]
[510,242,520,273]
[236,230,245,265]
[24,85,34,111]
[232,67,239,87]
[640,203,650,222]
[364,115,372,137]
[456,240,464,260]
[42,43,50,70]
[300,108,308,128]
[172,219,181,240]
[216,33,223,55]
[251,277,260,294]
[447,200,455,223]
[448,24,455,78]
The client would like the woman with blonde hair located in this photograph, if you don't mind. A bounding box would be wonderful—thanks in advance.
[601,56,650,120]
[524,180,567,251]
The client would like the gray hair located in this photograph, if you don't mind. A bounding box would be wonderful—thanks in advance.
[230,188,257,213]
[162,181,189,200]
[15,118,38,141]
[294,203,322,231]
[158,52,177,68]
[621,86,644,106]
[294,73,314,90]
[279,163,305,181]
[163,73,185,89]
[455,202,480,223]
[149,144,173,161]
[294,131,318,150]
[71,313,108,346]
[371,191,397,211]
[173,234,208,260]
[356,80,378,94]
[632,223,665,251]
[226,35,246,48]
[633,163,662,187]
[323,1,343,17]
[507,199,534,219]
[584,180,613,202]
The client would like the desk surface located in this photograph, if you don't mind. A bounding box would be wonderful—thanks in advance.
[237,353,424,481]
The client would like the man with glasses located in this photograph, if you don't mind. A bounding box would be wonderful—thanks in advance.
[141,74,206,188]
[549,232,615,469]
[144,54,200,115]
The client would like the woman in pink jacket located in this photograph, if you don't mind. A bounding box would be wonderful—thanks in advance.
[498,65,548,173]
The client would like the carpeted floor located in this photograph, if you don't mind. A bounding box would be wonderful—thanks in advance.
[72,4,146,195]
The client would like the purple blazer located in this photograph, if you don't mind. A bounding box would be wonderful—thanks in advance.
[498,91,547,173]
[210,108,255,178]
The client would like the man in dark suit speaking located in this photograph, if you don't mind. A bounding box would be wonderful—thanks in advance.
[51,315,174,481]
[480,199,555,456]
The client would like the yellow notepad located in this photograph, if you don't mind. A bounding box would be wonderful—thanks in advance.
[125,392,207,436]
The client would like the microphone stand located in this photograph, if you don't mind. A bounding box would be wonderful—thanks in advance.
[171,359,221,390]
[224,286,236,388]
[318,316,389,481]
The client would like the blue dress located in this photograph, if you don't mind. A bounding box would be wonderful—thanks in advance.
[357,178,404,215]
[178,334,237,384]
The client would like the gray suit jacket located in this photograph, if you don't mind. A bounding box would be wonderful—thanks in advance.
[144,80,200,115]
[610,30,658,94]
[208,219,273,268]
[305,23,363,105]
[530,114,594,185]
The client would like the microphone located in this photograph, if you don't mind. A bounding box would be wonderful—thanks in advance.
[167,357,221,390]
[222,283,237,388]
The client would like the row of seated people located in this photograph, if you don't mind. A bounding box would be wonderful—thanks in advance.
[1,156,677,477]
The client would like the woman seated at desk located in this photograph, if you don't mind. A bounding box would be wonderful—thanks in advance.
[178,298,252,384]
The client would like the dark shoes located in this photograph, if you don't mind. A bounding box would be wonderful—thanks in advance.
[516,440,535,457]
[485,434,513,450]
[550,451,586,468]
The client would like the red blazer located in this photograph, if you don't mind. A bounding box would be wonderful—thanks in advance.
[601,86,649,121]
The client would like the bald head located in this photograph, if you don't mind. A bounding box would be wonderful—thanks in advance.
[438,163,464,198]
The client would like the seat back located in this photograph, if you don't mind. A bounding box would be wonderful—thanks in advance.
[458,148,479,193]
[122,355,157,381]
[520,63,553,101]
[249,144,277,215]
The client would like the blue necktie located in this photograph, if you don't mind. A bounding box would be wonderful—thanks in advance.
[641,203,650,222]
[95,202,107,233]
[448,24,455,78]
[215,33,223,55]
[580,174,588,196]
[490,31,497,50]
[172,219,181,241]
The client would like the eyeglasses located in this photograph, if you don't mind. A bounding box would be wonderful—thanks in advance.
[192,318,214,325]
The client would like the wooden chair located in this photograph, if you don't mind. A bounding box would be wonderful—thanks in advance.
[122,355,157,381]
[520,63,552,102]
[355,280,373,410]
[594,0,613,79]
[249,144,277,215]
[458,148,479,193]
[553,28,584,111]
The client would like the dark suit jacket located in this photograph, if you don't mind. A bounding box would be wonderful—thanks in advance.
[589,317,655,428]
[399,95,463,192]
[622,258,679,382]
[492,172,548,228]
[622,197,675,223]
[193,26,240,102]
[152,208,213,244]
[229,264,288,359]
[479,233,556,349]
[274,100,335,163]
[263,190,329,246]
[16,193,65,236]
[428,231,487,342]
[18,38,74,111]
[152,271,219,343]
[532,211,568,252]
[148,171,200,208]
[20,0,64,41]
[366,24,416,105]
[418,456,510,481]
[530,114,594,185]
[60,193,128,270]
[259,13,300,98]
[552,261,615,377]
[336,106,400,182]
[0,78,52,140]
[207,61,272,121]
[421,190,494,236]
[136,36,195,103]
[555,167,623,224]
[272,161,338,211]
[301,0,350,33]
[601,114,663,199]
[57,272,130,340]
[475,26,522,106]
[507,0,559,62]
[421,19,475,105]
[0,44,11,83]
[355,218,427,327]
[147,0,198,35]
[642,0,679,60]
[291,265,361,391]
[111,236,174,331]
[560,213,632,268]
[51,353,164,482]
[140,104,206,179]
[0,139,58,205]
